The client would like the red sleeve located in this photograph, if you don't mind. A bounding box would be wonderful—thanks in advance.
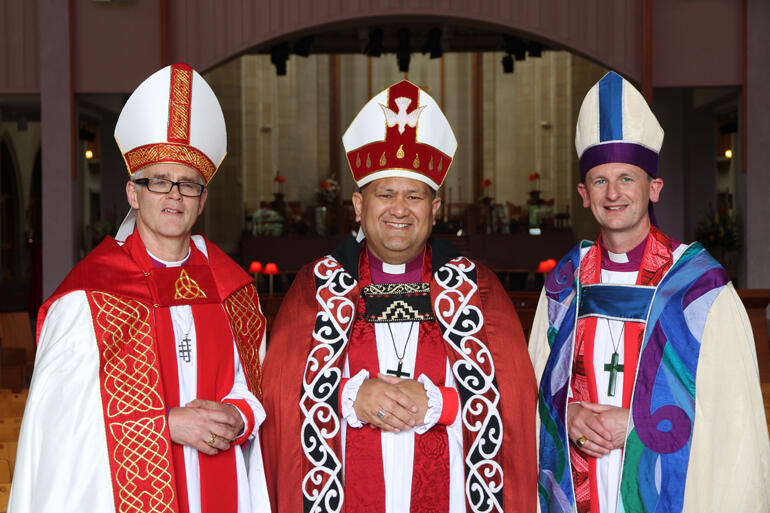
[260,264,323,513]
[339,378,350,397]
[437,386,460,425]
[222,398,255,445]
[476,263,538,513]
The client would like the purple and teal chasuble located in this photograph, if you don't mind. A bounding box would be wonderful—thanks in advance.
[537,237,729,513]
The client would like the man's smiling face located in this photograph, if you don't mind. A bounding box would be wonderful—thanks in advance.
[577,162,663,247]
[352,176,441,265]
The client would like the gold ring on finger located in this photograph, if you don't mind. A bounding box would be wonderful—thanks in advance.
[207,433,217,446]
[576,436,587,448]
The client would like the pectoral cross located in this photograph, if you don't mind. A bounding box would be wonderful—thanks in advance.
[604,351,624,397]
[386,360,410,378]
[178,334,192,363]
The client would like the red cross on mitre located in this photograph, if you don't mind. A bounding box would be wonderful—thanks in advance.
[343,80,457,190]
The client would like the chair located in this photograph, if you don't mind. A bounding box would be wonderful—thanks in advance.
[0,393,25,417]
[0,443,16,477]
[0,459,9,484]
[0,483,9,513]
[0,418,21,443]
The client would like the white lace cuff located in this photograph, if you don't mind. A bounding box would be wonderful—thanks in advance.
[340,369,369,428]
[414,373,442,434]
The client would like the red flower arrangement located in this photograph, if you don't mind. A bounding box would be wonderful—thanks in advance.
[273,171,286,195]
[480,178,492,188]
[527,172,543,205]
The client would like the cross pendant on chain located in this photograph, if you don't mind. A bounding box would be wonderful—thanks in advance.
[178,334,192,363]
[386,360,410,378]
[604,351,624,397]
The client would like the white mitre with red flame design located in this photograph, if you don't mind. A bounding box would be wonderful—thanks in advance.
[343,80,457,190]
[114,62,226,184]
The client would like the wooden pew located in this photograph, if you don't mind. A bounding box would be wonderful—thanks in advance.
[0,443,15,480]
[0,419,21,444]
[0,483,9,513]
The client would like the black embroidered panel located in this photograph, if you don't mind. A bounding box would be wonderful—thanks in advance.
[361,282,435,323]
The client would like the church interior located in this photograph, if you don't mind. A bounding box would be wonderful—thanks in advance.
[0,0,769,504]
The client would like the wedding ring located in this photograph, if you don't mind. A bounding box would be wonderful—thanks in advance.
[207,433,217,446]
[376,409,386,420]
[575,436,587,448]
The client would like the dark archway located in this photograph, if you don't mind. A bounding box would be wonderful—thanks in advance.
[0,138,22,283]
[28,148,42,313]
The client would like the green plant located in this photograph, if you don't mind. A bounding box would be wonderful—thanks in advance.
[695,205,739,252]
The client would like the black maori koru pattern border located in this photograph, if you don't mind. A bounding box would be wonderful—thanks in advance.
[362,282,434,323]
[300,256,356,513]
[434,257,505,513]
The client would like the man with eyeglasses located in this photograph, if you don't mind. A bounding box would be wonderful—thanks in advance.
[9,63,270,513]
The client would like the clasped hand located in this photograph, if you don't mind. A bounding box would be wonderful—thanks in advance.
[352,373,429,432]
[168,399,244,455]
[567,402,629,458]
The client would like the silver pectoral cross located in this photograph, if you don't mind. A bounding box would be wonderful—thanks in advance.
[178,334,192,363]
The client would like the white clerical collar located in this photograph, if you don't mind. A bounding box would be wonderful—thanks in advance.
[606,249,629,263]
[146,247,191,268]
[382,261,406,274]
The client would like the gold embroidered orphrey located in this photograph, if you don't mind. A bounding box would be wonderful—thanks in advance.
[168,65,192,143]
[223,283,265,399]
[174,269,207,301]
[89,291,177,513]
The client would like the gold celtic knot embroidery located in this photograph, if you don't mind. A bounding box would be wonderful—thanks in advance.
[174,269,207,300]
[110,416,176,513]
[224,284,264,399]
[88,291,176,513]
[91,292,164,416]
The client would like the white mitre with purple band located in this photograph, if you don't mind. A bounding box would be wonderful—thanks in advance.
[575,71,664,180]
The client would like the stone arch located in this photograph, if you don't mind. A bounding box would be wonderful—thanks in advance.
[172,2,641,80]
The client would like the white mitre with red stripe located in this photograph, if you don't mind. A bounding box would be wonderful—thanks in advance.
[114,62,226,184]
[343,80,457,190]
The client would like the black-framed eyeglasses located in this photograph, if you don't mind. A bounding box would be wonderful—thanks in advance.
[132,178,206,197]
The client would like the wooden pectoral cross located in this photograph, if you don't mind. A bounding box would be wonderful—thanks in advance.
[386,360,410,378]
[604,352,624,397]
